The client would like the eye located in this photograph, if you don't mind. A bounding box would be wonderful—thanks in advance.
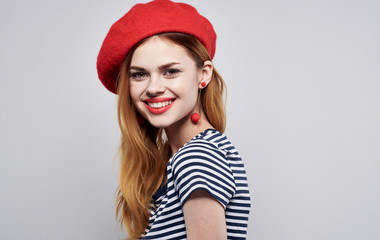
[130,71,149,80]
[163,69,180,78]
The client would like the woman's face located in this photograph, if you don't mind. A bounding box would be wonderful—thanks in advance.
[129,36,202,129]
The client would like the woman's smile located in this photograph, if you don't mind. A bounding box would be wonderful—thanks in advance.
[143,97,176,114]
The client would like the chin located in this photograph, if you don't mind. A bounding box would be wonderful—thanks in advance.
[146,118,173,129]
[145,114,188,129]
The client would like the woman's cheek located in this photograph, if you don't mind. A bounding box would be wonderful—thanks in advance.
[129,82,145,102]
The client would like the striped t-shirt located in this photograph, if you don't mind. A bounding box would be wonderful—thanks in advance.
[141,129,251,239]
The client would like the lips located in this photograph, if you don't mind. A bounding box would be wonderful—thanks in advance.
[143,97,175,114]
[147,100,173,109]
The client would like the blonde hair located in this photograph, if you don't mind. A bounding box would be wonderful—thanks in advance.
[116,32,226,239]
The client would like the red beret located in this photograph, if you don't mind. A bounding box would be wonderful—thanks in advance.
[97,0,217,94]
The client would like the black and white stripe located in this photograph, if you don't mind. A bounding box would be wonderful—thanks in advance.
[141,129,251,239]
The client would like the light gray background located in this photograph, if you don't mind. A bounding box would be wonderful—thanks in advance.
[1,0,379,239]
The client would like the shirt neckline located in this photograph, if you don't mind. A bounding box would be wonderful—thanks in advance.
[172,128,217,156]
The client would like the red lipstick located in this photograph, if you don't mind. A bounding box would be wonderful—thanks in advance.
[143,97,175,114]
[145,97,174,103]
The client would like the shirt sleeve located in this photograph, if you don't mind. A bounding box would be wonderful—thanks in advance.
[171,141,236,209]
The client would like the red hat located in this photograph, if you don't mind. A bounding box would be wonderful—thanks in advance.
[97,0,217,94]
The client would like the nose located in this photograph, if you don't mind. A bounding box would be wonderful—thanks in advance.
[146,73,165,96]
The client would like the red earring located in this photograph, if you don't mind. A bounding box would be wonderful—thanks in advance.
[191,113,200,124]
[191,87,203,124]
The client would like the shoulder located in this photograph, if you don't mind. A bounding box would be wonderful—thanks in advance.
[171,129,232,176]
[169,129,237,208]
[172,128,233,160]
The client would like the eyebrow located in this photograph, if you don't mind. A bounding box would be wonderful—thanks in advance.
[158,62,180,70]
[130,62,180,71]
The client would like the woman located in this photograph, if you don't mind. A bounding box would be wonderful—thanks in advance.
[97,0,251,239]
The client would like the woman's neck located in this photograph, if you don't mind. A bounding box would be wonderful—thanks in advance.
[165,110,213,155]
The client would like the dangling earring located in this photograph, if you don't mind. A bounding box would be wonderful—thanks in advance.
[191,82,206,124]
[191,91,201,124]
[191,112,200,124]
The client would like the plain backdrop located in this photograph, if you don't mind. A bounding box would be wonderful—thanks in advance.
[1,0,379,239]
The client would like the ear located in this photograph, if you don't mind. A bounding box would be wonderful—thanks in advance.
[198,60,213,89]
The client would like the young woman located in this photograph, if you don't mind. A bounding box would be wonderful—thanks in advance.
[97,0,251,239]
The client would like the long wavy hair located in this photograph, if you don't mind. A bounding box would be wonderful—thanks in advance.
[115,32,226,239]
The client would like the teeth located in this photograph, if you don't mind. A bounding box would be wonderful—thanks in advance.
[148,100,173,108]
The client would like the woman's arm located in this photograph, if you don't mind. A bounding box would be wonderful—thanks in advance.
[183,189,227,240]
